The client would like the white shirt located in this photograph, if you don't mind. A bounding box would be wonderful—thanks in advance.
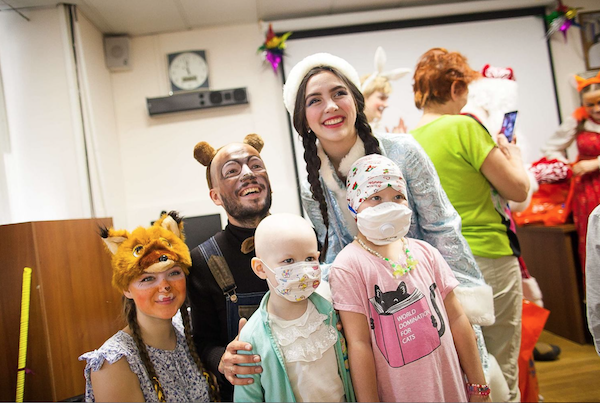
[269,300,345,402]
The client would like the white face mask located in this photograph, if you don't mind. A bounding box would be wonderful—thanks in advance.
[357,202,412,245]
[262,260,321,302]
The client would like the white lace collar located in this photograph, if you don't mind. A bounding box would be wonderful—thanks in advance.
[269,301,338,363]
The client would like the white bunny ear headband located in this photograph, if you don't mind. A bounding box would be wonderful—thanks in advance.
[360,46,412,92]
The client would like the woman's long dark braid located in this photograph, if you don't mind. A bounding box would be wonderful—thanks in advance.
[180,300,220,402]
[294,66,382,261]
[124,297,167,402]
[302,130,330,261]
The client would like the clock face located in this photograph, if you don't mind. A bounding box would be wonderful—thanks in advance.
[168,51,209,92]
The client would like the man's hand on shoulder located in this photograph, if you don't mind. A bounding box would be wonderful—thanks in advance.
[218,318,263,385]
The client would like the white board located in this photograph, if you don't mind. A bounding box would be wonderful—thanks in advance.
[283,13,561,175]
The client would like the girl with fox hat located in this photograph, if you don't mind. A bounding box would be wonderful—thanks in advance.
[79,212,218,402]
[542,70,600,277]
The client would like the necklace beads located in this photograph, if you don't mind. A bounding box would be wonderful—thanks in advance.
[355,237,418,277]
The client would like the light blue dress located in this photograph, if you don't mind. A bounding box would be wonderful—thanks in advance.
[79,316,210,402]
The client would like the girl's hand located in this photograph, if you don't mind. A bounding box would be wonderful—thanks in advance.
[572,159,599,176]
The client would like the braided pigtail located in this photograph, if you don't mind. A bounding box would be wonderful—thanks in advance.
[353,86,382,156]
[302,130,330,261]
[180,301,220,402]
[124,297,166,402]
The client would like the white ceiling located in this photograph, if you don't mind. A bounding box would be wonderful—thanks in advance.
[0,0,493,36]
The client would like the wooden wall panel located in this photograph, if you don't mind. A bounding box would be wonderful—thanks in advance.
[516,224,588,344]
[0,222,53,402]
[0,218,123,401]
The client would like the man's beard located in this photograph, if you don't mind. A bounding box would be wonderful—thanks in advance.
[223,190,272,227]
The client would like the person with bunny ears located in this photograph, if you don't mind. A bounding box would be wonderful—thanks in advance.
[360,46,412,133]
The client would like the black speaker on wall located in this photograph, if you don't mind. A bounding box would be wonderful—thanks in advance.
[147,87,248,116]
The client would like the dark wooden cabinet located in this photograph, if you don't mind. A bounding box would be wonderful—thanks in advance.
[0,218,124,401]
[516,223,589,344]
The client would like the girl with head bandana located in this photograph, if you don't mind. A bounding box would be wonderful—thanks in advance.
[330,154,489,402]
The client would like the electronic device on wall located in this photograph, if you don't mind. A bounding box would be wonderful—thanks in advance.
[167,50,209,92]
[104,35,131,71]
[146,87,249,116]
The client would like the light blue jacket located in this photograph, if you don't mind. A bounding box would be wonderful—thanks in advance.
[233,292,355,402]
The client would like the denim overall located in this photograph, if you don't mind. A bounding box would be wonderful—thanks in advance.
[198,236,266,341]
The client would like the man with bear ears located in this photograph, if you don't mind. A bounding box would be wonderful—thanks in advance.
[189,133,269,401]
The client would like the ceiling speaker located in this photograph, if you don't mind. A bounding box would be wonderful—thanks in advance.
[104,35,131,71]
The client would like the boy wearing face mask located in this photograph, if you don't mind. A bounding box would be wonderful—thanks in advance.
[233,213,355,402]
[330,154,490,403]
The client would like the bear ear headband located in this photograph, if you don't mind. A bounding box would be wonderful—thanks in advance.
[573,70,600,93]
[360,46,412,92]
[193,133,265,187]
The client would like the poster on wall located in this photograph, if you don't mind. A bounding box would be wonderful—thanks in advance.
[579,11,600,71]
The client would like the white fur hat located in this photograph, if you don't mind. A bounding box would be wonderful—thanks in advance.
[282,53,361,117]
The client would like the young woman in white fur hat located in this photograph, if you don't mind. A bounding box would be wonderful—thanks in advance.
[282,52,506,399]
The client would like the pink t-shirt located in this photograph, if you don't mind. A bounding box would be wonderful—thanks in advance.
[330,238,467,402]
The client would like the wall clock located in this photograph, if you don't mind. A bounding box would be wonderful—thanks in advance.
[167,50,209,92]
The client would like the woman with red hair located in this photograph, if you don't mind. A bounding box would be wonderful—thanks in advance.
[411,48,530,403]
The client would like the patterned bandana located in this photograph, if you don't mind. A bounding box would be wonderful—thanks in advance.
[346,154,407,219]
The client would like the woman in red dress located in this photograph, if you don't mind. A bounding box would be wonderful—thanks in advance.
[542,71,600,276]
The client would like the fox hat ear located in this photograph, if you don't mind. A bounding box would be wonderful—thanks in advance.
[243,133,264,153]
[157,211,185,240]
[194,141,217,167]
[99,227,129,255]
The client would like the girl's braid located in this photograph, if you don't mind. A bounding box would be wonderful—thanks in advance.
[302,130,330,261]
[180,300,220,401]
[124,298,166,402]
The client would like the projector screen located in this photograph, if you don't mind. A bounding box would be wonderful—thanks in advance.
[283,11,561,179]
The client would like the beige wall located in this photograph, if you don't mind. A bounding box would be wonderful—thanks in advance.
[1,2,599,229]
[75,11,128,228]
[0,6,92,224]
[110,23,299,229]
